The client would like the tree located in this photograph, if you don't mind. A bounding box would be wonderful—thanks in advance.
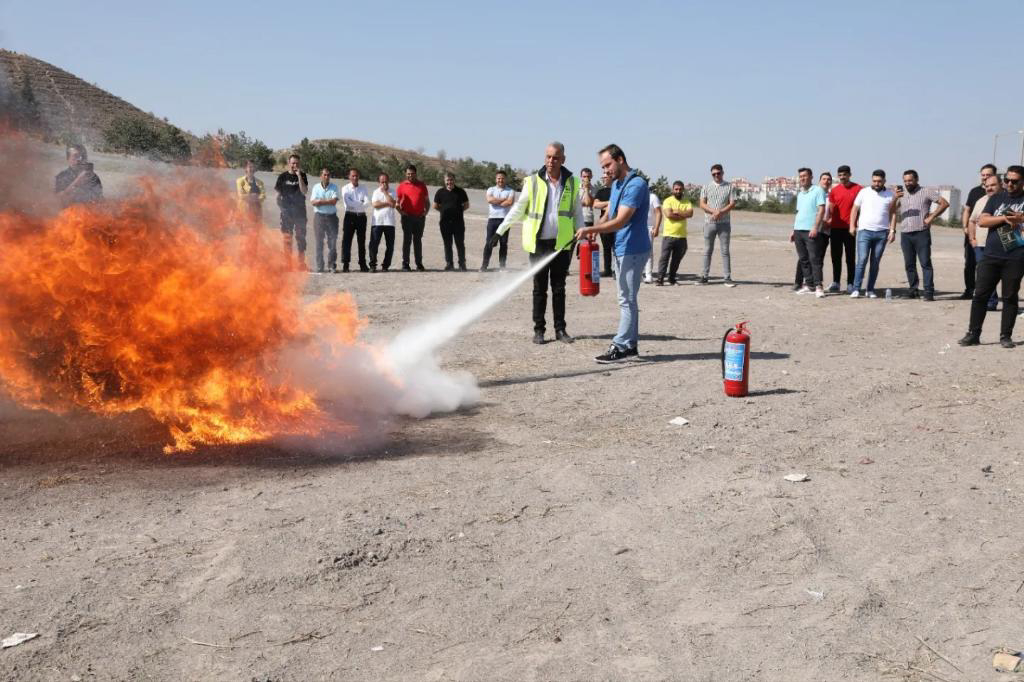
[649,175,671,200]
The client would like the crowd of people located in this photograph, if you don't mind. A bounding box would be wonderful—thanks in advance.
[53,144,1024,358]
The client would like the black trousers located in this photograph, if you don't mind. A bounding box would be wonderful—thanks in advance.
[529,239,572,333]
[342,212,368,268]
[829,228,855,286]
[369,225,395,269]
[600,231,616,275]
[313,213,339,271]
[481,218,509,268]
[964,234,976,293]
[440,220,466,268]
[969,256,1024,339]
[401,215,425,268]
[793,231,826,288]
[657,236,687,281]
[279,205,307,254]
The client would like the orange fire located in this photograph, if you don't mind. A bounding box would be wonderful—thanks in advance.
[0,173,364,452]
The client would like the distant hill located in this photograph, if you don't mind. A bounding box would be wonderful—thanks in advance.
[0,49,193,148]
[279,138,450,174]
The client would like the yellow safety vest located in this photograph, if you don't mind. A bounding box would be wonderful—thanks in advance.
[521,173,579,253]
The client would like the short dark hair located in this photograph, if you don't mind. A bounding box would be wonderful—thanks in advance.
[672,180,684,188]
[320,167,330,174]
[710,163,724,173]
[66,143,87,160]
[837,165,851,174]
[288,153,300,161]
[903,169,919,181]
[405,164,417,172]
[981,163,998,174]
[872,169,886,179]
[378,172,389,180]
[797,167,813,176]
[599,143,627,163]
[581,167,592,175]
[444,172,456,180]
[1007,165,1024,177]
[820,171,832,179]
[243,159,255,167]
[348,168,359,176]
[495,170,507,177]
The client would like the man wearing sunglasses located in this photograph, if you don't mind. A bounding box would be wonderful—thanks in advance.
[960,165,1024,348]
[698,164,735,286]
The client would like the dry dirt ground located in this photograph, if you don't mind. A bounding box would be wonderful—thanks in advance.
[3,154,1024,681]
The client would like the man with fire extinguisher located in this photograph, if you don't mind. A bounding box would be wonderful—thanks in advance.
[492,141,586,345]
[576,143,651,363]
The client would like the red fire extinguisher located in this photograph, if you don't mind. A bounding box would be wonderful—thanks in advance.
[721,321,750,397]
[578,237,600,296]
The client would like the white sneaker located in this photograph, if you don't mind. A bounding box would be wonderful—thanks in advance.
[814,287,825,298]
[643,276,653,284]
[850,290,861,298]
[796,286,812,295]
[866,291,878,299]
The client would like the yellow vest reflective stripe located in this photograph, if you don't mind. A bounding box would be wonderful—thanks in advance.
[521,173,578,253]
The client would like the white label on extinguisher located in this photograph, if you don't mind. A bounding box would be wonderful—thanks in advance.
[724,341,745,381]
[591,251,600,283]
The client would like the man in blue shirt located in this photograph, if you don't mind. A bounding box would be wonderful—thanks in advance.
[309,168,340,273]
[576,144,651,363]
[792,167,827,298]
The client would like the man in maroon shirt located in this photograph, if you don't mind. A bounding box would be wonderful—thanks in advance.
[827,165,862,293]
[396,164,431,271]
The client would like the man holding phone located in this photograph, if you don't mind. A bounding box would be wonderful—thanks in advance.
[892,170,948,301]
[960,165,1024,348]
[55,144,103,208]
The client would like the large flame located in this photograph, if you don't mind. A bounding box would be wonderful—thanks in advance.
[0,171,364,452]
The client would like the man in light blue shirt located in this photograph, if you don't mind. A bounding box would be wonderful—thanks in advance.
[481,170,515,271]
[792,167,827,297]
[576,143,651,363]
[309,168,340,273]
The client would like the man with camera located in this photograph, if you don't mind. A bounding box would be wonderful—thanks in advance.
[55,144,103,208]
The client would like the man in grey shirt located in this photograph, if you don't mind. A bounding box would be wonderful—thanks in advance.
[698,163,735,286]
[892,169,948,301]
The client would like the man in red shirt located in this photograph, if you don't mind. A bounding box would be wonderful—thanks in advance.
[396,164,431,271]
[827,165,862,293]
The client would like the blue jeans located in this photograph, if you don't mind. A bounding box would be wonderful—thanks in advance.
[613,251,649,350]
[853,230,888,292]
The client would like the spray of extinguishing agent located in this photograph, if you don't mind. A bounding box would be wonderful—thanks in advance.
[721,321,751,397]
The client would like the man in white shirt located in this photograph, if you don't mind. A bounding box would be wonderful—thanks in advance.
[369,172,398,272]
[481,170,515,271]
[341,168,370,272]
[644,191,662,283]
[848,169,897,298]
[309,168,339,273]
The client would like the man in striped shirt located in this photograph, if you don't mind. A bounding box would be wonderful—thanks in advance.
[699,164,735,286]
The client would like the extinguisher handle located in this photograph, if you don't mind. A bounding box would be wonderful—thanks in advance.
[720,327,731,378]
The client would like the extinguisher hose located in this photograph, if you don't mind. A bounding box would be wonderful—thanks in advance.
[720,327,732,379]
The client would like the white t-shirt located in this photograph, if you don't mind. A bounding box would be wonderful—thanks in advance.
[648,192,661,228]
[371,188,396,226]
[486,186,515,220]
[853,187,894,231]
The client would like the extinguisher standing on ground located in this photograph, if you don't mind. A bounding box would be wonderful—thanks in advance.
[578,236,600,296]
[721,321,750,397]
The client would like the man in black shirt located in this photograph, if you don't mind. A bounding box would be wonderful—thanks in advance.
[960,165,1024,348]
[959,164,998,298]
[55,144,102,208]
[274,153,309,269]
[432,172,470,271]
[592,169,615,276]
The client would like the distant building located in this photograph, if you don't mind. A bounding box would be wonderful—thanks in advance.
[935,185,961,222]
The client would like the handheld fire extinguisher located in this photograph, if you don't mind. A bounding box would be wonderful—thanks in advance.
[721,321,750,397]
[578,237,600,296]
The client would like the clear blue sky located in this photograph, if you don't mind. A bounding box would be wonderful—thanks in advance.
[3,0,1023,192]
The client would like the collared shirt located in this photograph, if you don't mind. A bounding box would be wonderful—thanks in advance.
[897,186,941,232]
[372,187,397,226]
[700,181,733,225]
[397,180,429,215]
[496,171,586,240]
[542,175,564,239]
[794,186,826,231]
[341,183,370,213]
[609,171,652,257]
[486,185,515,219]
[310,181,340,215]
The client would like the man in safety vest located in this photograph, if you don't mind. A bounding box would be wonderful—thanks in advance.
[493,141,586,344]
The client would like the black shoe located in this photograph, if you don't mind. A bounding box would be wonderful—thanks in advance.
[316,267,326,273]
[416,264,426,271]
[443,264,454,271]
[958,332,980,346]
[382,267,389,272]
[595,344,630,364]
[624,345,638,357]
[1001,337,1015,349]
[370,265,377,272]
[402,264,412,271]
[459,264,467,272]
[698,276,709,285]
[959,290,974,300]
[668,278,677,285]
[601,270,613,278]
[908,288,921,299]
[655,278,664,286]
[342,265,350,273]
[480,266,489,272]
[987,302,998,311]
[360,265,370,273]
[532,332,545,344]
[555,330,574,344]
[923,292,934,302]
